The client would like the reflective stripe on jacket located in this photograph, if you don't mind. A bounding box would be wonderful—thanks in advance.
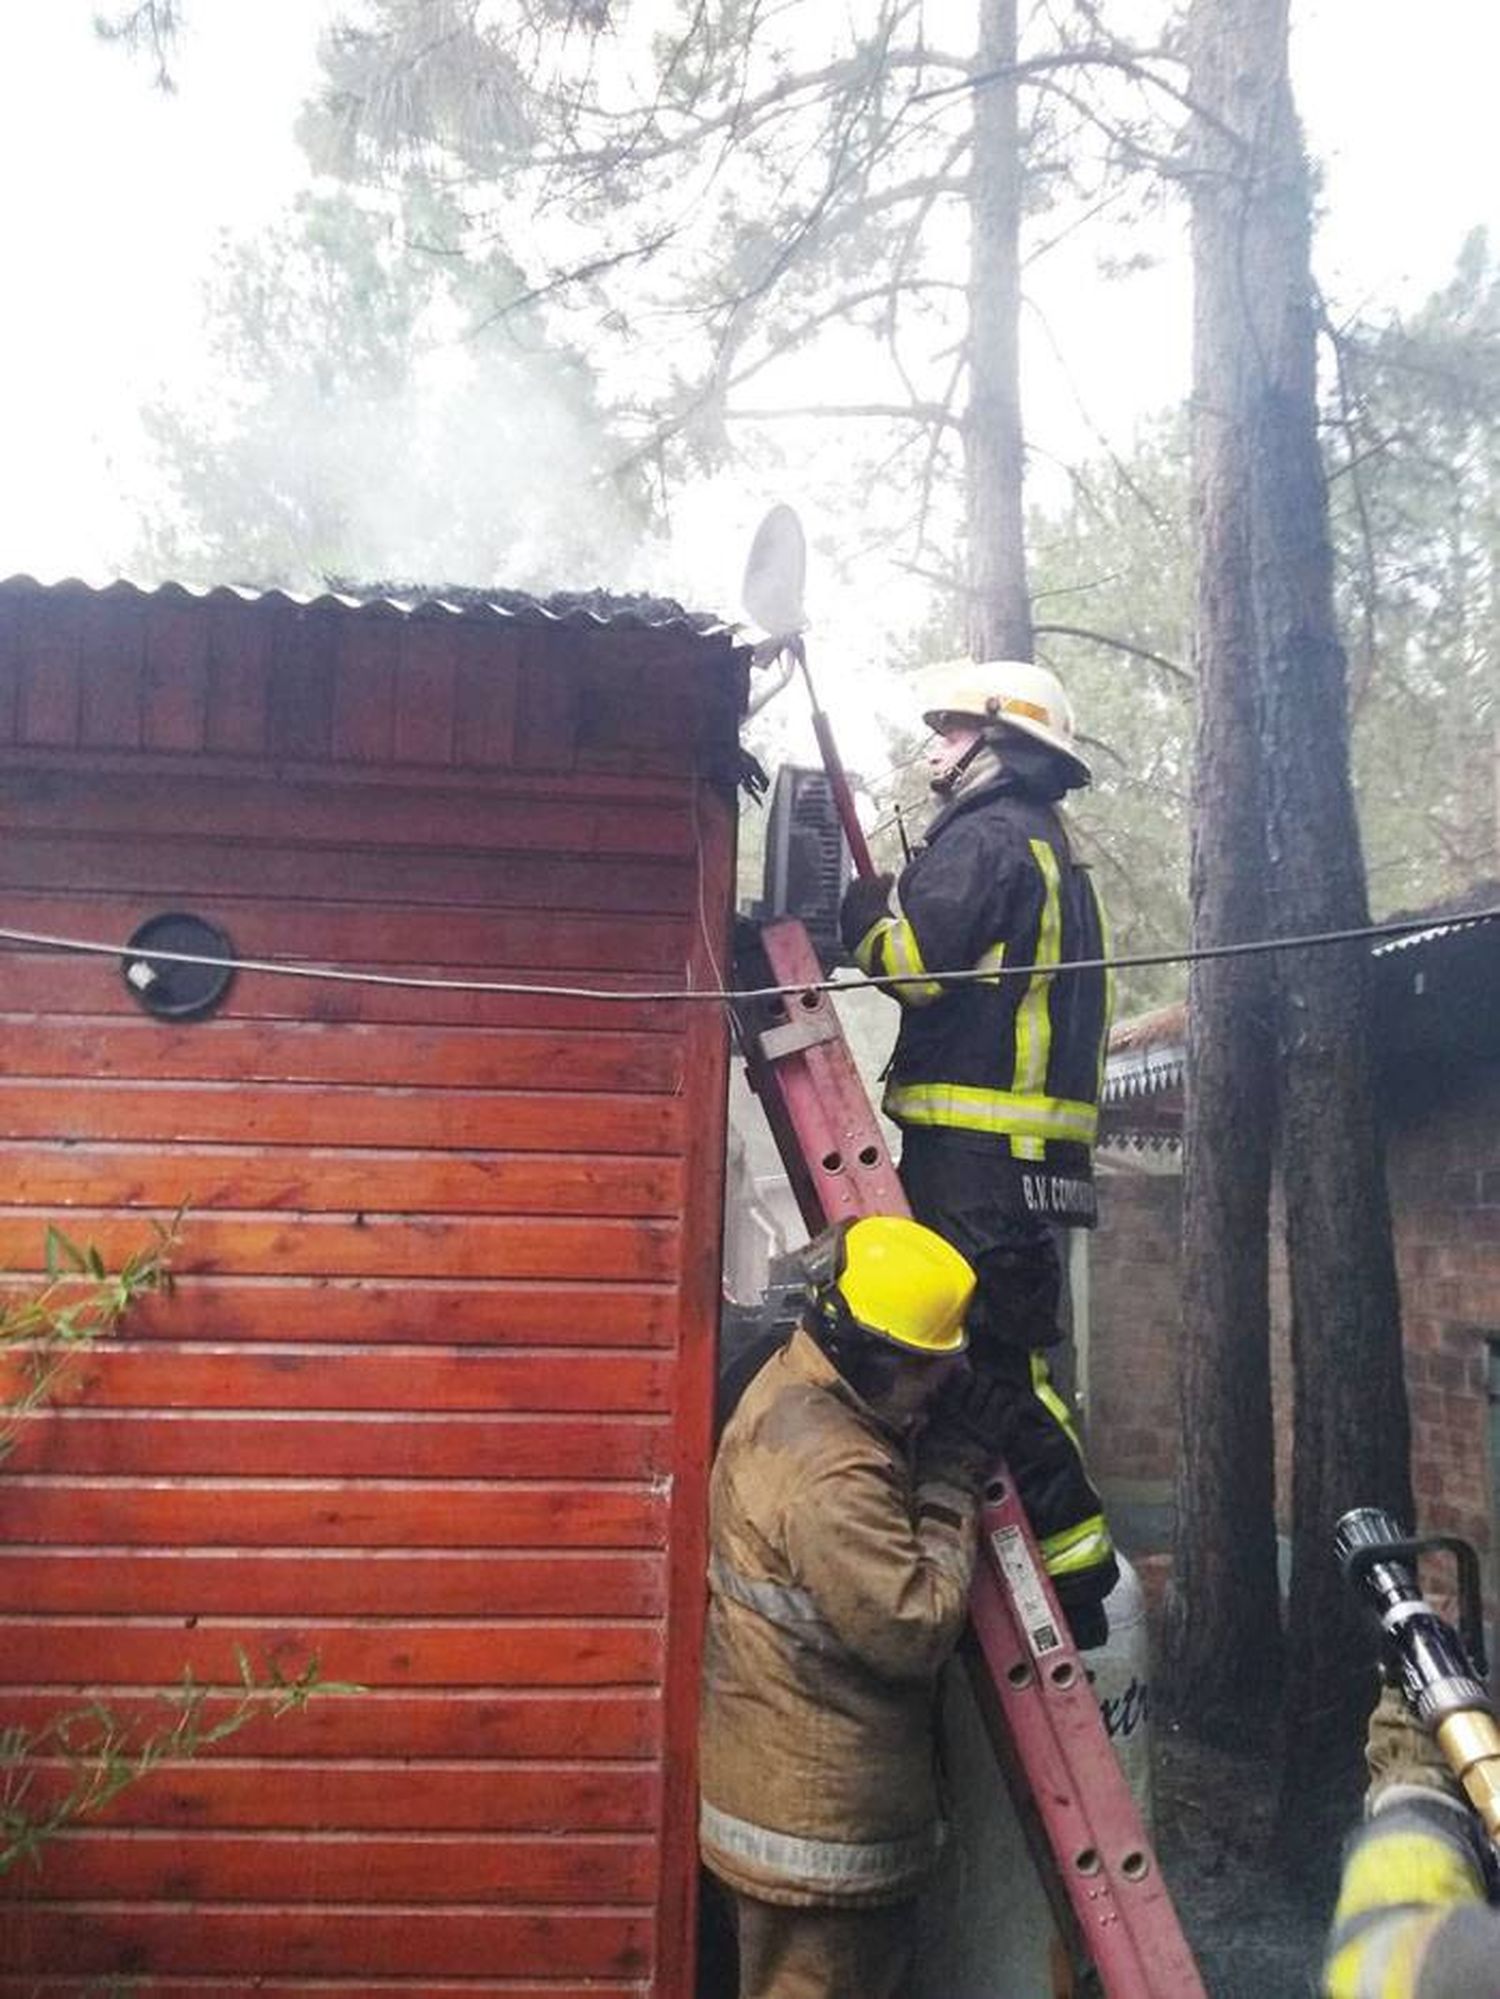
[1322,1792,1497,1999]
[857,780,1110,1172]
[698,1328,983,1908]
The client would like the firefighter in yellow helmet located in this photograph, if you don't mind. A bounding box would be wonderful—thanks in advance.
[699,1214,998,1999]
[839,658,1117,1646]
[1322,1684,1500,1997]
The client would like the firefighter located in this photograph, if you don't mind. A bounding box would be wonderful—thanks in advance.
[838,658,1117,1645]
[699,1213,995,1999]
[1321,1685,1498,1997]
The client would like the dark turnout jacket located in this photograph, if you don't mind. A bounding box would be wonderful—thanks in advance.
[851,777,1110,1192]
[698,1330,984,1908]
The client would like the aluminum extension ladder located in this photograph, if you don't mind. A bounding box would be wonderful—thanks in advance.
[732,917,1206,1999]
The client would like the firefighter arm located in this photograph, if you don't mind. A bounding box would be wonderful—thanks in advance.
[850,913,944,1005]
[1321,1793,1495,1999]
[859,817,1019,1008]
[836,872,940,1006]
[786,1447,980,1682]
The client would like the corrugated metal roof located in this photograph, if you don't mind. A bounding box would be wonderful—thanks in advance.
[1372,913,1499,957]
[0,572,736,637]
[1102,896,1500,1111]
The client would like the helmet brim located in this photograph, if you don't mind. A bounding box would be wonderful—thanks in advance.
[849,1311,969,1358]
[992,713,1092,787]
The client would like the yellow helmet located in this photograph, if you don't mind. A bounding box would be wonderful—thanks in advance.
[804,1215,974,1357]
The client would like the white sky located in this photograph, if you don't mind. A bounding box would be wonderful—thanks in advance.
[0,3,331,580]
[0,0,1495,768]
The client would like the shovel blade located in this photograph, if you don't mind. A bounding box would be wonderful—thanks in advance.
[742,503,807,639]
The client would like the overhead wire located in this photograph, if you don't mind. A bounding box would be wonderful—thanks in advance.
[2,905,1495,1009]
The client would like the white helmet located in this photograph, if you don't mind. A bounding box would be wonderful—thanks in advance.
[918,658,1091,786]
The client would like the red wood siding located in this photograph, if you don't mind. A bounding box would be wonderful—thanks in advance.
[0,590,739,1993]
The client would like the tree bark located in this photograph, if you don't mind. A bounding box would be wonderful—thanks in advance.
[966,0,1032,659]
[1181,0,1413,1842]
[1164,0,1282,1735]
[1232,6,1413,1844]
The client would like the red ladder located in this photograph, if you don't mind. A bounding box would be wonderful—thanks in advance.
[734,917,1205,1999]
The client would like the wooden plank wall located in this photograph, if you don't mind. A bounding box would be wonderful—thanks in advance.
[0,590,738,1994]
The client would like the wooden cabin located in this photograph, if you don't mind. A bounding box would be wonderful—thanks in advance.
[0,575,746,1993]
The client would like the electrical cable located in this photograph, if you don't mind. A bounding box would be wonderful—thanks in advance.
[1,905,1495,1008]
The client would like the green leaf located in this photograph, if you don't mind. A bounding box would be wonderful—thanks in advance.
[53,1229,88,1276]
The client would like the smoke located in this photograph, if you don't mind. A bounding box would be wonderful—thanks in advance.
[134,194,653,597]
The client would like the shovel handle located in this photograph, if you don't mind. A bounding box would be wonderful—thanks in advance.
[811,708,876,879]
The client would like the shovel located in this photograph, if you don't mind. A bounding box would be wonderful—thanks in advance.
[741,503,877,881]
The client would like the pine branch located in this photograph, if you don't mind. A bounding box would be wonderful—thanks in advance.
[723,400,961,428]
[93,1,183,92]
[1033,622,1193,685]
[915,41,1247,159]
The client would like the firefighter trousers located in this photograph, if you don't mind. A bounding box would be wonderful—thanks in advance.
[732,1892,916,1999]
[899,1147,1117,1640]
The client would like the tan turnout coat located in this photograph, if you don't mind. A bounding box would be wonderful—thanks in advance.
[698,1328,983,1908]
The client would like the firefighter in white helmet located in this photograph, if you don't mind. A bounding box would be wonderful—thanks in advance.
[699,1214,1000,1999]
[838,658,1118,1645]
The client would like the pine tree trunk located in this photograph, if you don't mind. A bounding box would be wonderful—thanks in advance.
[1182,0,1412,1842]
[966,0,1031,659]
[1232,10,1414,1845]
[1164,0,1282,1734]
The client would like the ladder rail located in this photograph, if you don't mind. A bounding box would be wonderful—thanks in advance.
[733,916,1206,1998]
[736,918,906,1230]
[967,1470,1205,1999]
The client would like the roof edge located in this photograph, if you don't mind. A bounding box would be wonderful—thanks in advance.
[0,572,741,640]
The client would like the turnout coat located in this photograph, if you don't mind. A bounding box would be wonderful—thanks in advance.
[851,777,1111,1218]
[698,1329,983,1908]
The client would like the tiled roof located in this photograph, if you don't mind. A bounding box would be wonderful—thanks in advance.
[1103,1000,1186,1107]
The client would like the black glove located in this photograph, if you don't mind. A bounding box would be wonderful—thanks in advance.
[839,872,895,955]
[916,1373,1009,1491]
[927,1365,1014,1456]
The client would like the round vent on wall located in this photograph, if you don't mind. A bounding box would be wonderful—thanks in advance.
[121,913,237,1021]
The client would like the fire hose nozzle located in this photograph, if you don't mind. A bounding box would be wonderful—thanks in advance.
[1337,1505,1500,1844]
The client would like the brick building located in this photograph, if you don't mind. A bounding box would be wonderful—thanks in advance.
[1087,904,1500,1583]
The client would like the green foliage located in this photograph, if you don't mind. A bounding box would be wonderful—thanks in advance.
[0,1215,359,1874]
[0,1651,347,1877]
[1326,228,1500,909]
[1029,425,1194,1014]
[0,1209,182,1465]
